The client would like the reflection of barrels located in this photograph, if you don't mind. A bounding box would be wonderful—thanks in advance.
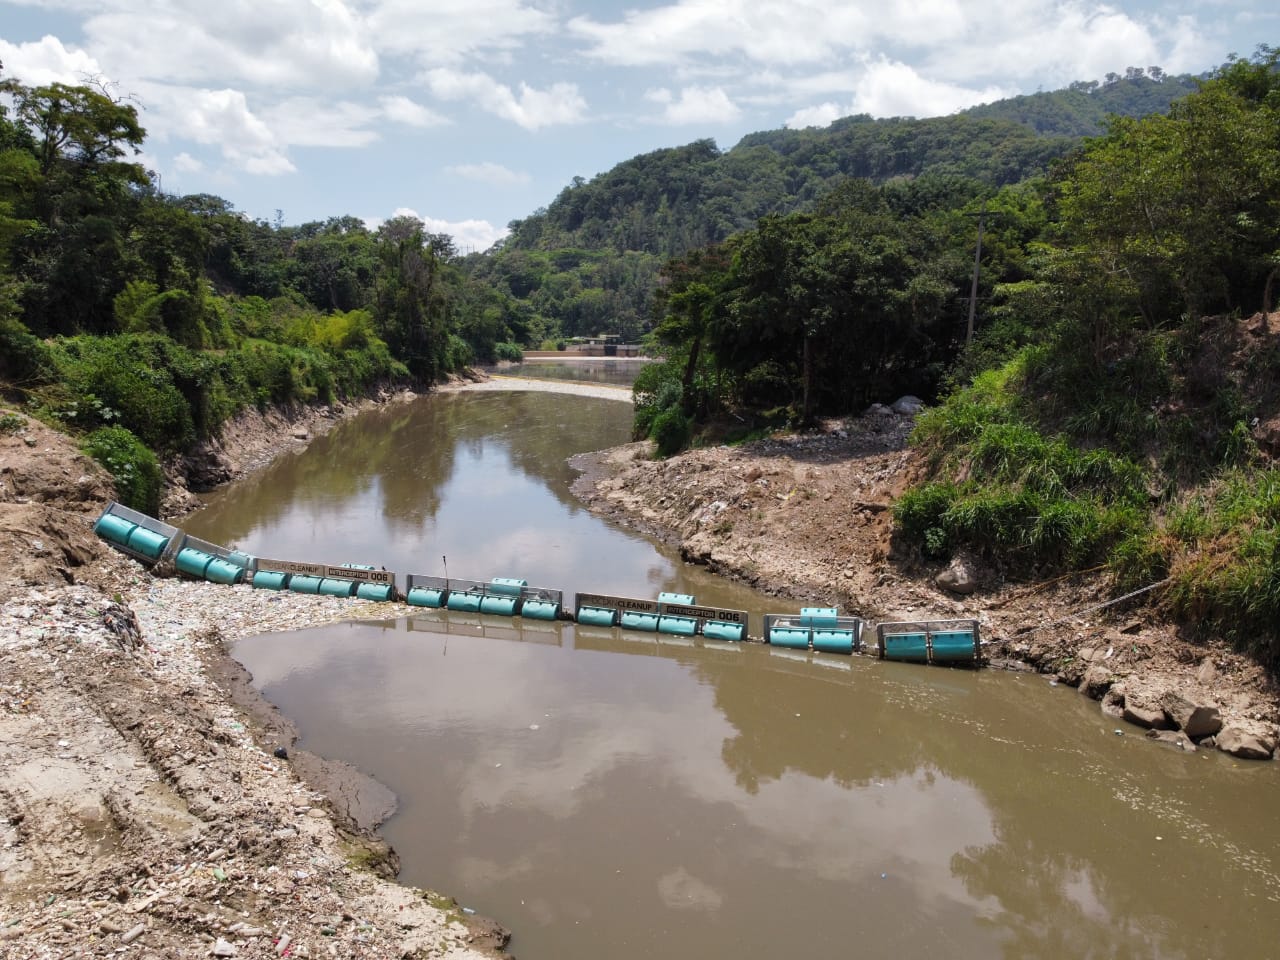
[446,592,482,613]
[702,620,744,642]
[356,582,395,602]
[94,514,137,545]
[930,630,977,662]
[881,632,929,662]
[289,575,323,594]
[126,526,169,559]
[657,615,697,636]
[621,611,660,631]
[769,627,811,649]
[522,599,559,620]
[577,605,616,627]
[812,629,856,654]
[479,595,518,616]
[406,586,444,607]
[253,570,289,590]
[319,578,356,597]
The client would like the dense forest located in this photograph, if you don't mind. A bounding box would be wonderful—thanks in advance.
[3,47,1279,664]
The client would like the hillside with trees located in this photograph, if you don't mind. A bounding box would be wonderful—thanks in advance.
[471,69,1199,343]
[636,46,1280,667]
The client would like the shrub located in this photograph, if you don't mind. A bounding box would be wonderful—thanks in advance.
[651,407,692,457]
[0,316,54,384]
[493,341,524,362]
[82,426,163,515]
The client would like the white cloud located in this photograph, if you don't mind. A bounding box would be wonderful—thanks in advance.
[80,0,378,90]
[447,162,531,186]
[645,85,740,125]
[379,94,448,128]
[425,68,587,130]
[141,84,295,175]
[367,207,508,252]
[784,102,844,129]
[366,0,556,63]
[172,152,203,173]
[259,97,380,148]
[851,57,1011,117]
[0,34,103,86]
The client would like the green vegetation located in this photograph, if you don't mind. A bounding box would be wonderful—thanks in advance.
[81,426,163,515]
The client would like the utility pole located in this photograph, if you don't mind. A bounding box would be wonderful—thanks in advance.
[965,204,987,346]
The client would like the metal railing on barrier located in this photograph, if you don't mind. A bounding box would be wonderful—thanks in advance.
[763,607,863,654]
[875,619,980,664]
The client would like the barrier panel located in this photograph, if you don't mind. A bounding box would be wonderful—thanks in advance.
[93,502,181,565]
[174,533,253,585]
[764,610,863,654]
[875,619,980,665]
[256,557,397,601]
[404,574,565,620]
[574,592,750,642]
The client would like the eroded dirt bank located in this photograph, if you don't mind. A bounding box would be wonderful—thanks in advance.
[570,408,1280,761]
[1,405,507,959]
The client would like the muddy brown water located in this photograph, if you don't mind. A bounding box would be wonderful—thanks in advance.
[187,391,1280,960]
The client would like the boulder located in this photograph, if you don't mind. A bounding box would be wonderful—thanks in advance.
[1216,721,1278,760]
[1160,691,1223,739]
[1122,689,1172,730]
[936,555,980,595]
[1079,665,1113,700]
[1100,687,1126,720]
[865,403,892,417]
[891,395,925,416]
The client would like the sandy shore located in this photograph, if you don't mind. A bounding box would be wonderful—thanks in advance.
[440,374,633,403]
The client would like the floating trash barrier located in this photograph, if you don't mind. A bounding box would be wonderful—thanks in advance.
[174,534,252,585]
[404,574,565,620]
[875,619,980,665]
[763,608,863,654]
[93,502,180,564]
[252,557,398,601]
[573,591,750,643]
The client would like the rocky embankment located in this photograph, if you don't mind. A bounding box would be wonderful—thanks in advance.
[0,407,506,959]
[572,404,1280,761]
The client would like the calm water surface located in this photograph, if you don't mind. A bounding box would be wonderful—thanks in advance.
[186,391,1280,960]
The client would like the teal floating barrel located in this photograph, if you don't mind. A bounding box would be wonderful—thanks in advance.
[126,526,169,560]
[577,605,616,627]
[253,570,288,590]
[175,547,214,578]
[883,632,929,662]
[446,592,483,613]
[769,627,811,649]
[356,582,395,602]
[319,578,356,597]
[800,607,838,628]
[203,557,243,585]
[94,514,137,546]
[522,599,559,620]
[289,575,323,594]
[658,615,697,636]
[812,629,856,654]
[930,629,977,662]
[621,611,660,632]
[489,578,527,597]
[407,586,445,607]
[658,592,695,605]
[479,595,518,616]
[702,620,745,642]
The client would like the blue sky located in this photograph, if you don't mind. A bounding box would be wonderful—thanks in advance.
[1,1,1274,251]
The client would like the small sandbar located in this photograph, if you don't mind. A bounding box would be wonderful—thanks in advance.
[446,374,634,403]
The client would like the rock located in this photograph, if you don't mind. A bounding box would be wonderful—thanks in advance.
[1195,659,1218,684]
[891,395,925,416]
[1160,691,1223,738]
[1100,687,1126,720]
[1145,729,1196,751]
[292,429,309,441]
[865,403,892,416]
[1123,690,1172,730]
[1079,665,1113,700]
[1216,721,1278,760]
[936,555,979,595]
[212,937,238,957]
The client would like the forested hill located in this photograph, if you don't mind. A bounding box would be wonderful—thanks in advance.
[501,70,1198,259]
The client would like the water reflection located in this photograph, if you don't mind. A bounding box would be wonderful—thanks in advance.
[216,391,1280,960]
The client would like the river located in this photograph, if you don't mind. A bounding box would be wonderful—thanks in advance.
[185,388,1280,960]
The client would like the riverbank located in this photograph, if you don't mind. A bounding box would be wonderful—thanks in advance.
[566,408,1280,761]
[0,401,507,958]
